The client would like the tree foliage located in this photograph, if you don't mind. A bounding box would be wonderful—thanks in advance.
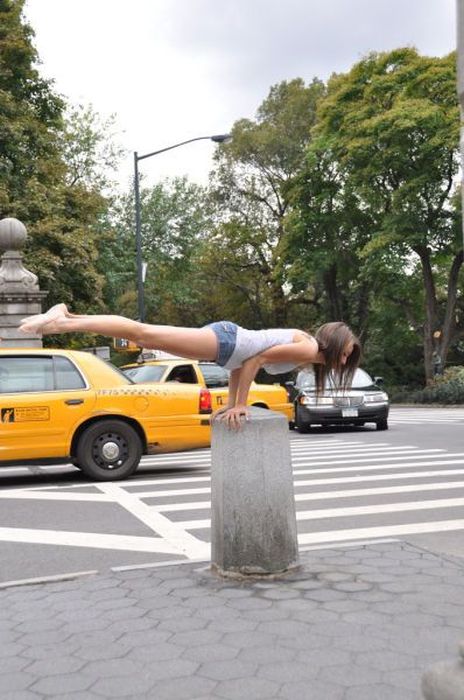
[290,48,462,382]
[0,1,124,344]
[204,78,326,327]
[103,177,212,325]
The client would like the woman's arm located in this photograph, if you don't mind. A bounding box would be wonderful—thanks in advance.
[211,368,241,420]
[216,339,317,430]
[215,357,261,430]
[227,368,241,407]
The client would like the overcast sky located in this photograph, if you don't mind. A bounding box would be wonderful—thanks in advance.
[24,0,456,190]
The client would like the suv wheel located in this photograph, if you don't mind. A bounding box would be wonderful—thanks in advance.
[296,406,312,434]
[376,418,389,431]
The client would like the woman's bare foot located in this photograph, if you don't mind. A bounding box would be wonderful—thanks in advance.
[19,303,70,335]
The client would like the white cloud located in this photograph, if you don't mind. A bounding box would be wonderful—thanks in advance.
[24,0,456,189]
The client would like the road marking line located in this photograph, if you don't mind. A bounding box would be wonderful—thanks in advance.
[97,483,209,559]
[298,519,464,545]
[293,459,464,477]
[176,497,464,529]
[0,491,113,501]
[132,465,464,499]
[0,527,180,553]
[149,480,464,512]
[292,452,464,465]
[294,466,464,486]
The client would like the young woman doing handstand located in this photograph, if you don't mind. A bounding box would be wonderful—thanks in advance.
[19,305,361,430]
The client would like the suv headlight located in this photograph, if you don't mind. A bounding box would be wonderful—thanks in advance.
[364,392,388,403]
[300,396,334,406]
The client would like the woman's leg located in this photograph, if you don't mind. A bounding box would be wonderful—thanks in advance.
[19,305,219,361]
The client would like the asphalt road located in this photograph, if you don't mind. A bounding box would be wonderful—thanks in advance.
[0,406,463,585]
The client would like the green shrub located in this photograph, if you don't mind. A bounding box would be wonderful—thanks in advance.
[390,366,464,404]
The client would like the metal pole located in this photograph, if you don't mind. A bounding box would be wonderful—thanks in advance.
[133,134,230,324]
[458,0,464,250]
[134,151,145,323]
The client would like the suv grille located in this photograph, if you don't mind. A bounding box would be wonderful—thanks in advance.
[334,396,364,407]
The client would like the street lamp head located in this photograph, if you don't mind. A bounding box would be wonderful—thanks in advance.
[210,133,231,143]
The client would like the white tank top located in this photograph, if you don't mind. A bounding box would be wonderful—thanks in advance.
[224,327,298,373]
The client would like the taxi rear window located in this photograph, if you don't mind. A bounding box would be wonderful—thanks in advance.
[0,356,86,393]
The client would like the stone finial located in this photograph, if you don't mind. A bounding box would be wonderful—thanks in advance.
[0,217,27,251]
[0,217,39,290]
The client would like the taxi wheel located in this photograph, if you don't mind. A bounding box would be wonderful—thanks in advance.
[76,420,142,481]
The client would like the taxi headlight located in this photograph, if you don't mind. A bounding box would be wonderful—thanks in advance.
[300,396,334,406]
[364,392,388,403]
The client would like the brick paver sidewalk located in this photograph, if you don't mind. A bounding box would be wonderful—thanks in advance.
[1,541,463,699]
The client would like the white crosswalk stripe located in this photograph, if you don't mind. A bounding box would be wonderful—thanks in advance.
[389,407,464,424]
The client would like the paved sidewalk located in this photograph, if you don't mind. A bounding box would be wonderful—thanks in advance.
[1,541,463,700]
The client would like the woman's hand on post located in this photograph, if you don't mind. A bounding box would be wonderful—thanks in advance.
[214,405,250,431]
[210,406,229,422]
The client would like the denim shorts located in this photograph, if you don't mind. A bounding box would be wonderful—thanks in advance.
[204,321,238,367]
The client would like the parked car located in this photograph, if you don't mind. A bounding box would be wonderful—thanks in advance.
[0,349,213,480]
[121,357,293,422]
[287,367,389,432]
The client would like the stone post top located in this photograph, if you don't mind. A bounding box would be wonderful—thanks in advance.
[213,406,287,425]
[0,218,27,251]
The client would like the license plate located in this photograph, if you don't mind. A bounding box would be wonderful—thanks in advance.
[342,408,358,417]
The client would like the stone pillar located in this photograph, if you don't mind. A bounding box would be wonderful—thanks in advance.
[211,407,299,577]
[0,218,47,347]
[422,641,464,699]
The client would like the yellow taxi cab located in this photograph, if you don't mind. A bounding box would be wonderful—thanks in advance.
[121,354,293,422]
[0,348,213,481]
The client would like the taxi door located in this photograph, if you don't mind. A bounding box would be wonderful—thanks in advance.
[0,354,95,461]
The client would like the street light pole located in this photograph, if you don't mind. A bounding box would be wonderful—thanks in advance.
[133,133,230,322]
[458,0,464,250]
[133,151,144,324]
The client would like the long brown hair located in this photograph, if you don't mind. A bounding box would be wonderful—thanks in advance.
[313,322,361,395]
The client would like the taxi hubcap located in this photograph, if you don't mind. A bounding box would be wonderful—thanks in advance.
[101,441,120,461]
[92,432,128,469]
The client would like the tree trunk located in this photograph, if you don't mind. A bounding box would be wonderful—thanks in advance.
[415,245,438,383]
[436,249,464,367]
[322,264,342,319]
[416,246,463,382]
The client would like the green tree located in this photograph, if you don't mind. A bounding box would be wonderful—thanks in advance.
[0,1,125,335]
[0,0,64,220]
[104,176,212,325]
[308,48,462,382]
[205,78,326,327]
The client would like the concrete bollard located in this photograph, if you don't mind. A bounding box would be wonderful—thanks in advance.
[422,641,464,700]
[211,406,299,577]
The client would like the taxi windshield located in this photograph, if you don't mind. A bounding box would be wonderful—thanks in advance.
[102,360,136,384]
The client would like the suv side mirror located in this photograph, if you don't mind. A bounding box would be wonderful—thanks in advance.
[374,376,384,385]
[285,381,295,389]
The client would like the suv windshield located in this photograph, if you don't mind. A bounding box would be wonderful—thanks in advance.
[122,364,167,383]
[296,368,374,391]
